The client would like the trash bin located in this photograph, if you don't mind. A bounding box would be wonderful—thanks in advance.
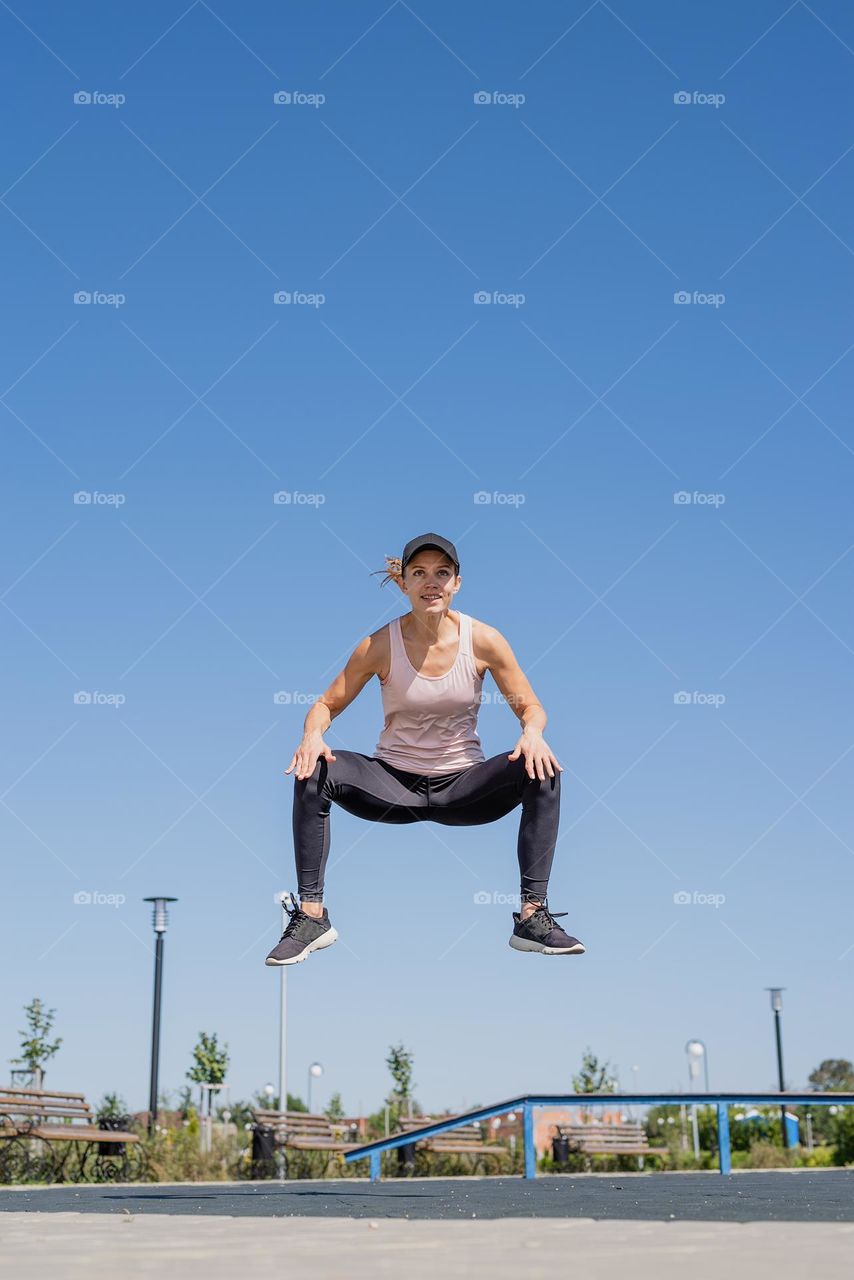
[552,1135,570,1168]
[251,1125,277,1179]
[397,1141,416,1174]
[98,1115,130,1157]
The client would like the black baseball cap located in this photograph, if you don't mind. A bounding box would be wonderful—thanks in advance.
[401,533,460,574]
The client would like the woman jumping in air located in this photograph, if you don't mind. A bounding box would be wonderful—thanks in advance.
[265,532,585,966]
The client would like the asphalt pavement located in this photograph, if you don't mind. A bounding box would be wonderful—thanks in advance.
[2,1169,852,1222]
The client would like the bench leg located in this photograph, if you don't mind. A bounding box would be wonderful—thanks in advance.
[51,1140,76,1183]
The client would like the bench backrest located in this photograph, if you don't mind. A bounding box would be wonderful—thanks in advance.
[253,1109,337,1141]
[557,1122,649,1148]
[0,1086,92,1126]
[397,1116,488,1148]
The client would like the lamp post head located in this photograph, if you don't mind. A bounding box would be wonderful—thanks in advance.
[309,1062,324,1078]
[143,897,177,933]
[685,1040,705,1058]
[766,987,784,1012]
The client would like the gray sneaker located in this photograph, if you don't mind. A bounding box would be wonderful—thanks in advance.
[265,899,338,966]
[509,902,585,955]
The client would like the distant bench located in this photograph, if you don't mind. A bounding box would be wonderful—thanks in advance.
[556,1121,668,1169]
[0,1086,143,1183]
[251,1109,365,1177]
[396,1115,509,1174]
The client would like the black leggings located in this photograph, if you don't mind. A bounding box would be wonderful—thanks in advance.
[293,749,560,904]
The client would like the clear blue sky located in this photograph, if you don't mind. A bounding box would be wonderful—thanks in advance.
[2,1,853,1117]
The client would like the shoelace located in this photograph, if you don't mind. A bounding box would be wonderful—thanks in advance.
[525,899,568,927]
[280,897,316,942]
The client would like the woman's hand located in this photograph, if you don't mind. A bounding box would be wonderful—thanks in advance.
[508,729,562,781]
[285,733,337,781]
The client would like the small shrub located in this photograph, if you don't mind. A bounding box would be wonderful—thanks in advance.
[142,1123,245,1182]
[797,1146,835,1168]
[737,1140,793,1169]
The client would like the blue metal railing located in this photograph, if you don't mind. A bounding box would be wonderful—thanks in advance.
[343,1092,854,1181]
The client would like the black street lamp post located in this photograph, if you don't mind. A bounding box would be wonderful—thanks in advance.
[144,897,177,1135]
[766,987,787,1147]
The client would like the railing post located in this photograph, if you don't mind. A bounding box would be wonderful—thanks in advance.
[717,1102,731,1175]
[523,1102,536,1179]
[369,1151,381,1183]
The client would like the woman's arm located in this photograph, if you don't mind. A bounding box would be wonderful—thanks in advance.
[286,633,381,780]
[475,622,563,781]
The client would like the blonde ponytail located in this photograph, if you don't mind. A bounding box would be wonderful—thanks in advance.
[370,554,404,587]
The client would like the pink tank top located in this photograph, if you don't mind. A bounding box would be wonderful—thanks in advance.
[373,611,486,775]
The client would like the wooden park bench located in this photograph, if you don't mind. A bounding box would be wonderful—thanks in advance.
[555,1121,669,1170]
[395,1115,509,1175]
[0,1085,143,1183]
[251,1109,365,1178]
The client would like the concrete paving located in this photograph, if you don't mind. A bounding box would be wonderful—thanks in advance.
[0,1212,852,1279]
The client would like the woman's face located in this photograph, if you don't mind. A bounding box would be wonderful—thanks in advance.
[400,550,460,614]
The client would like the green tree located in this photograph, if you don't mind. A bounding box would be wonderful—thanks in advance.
[176,1085,194,1118]
[806,1058,854,1145]
[96,1092,129,1122]
[830,1107,854,1163]
[325,1091,345,1121]
[187,1032,229,1086]
[386,1043,415,1111]
[11,997,62,1083]
[572,1049,617,1094]
[250,1088,307,1113]
[808,1059,854,1092]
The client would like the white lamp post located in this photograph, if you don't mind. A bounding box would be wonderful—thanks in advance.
[308,1061,323,1114]
[685,1040,709,1091]
[685,1040,708,1160]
